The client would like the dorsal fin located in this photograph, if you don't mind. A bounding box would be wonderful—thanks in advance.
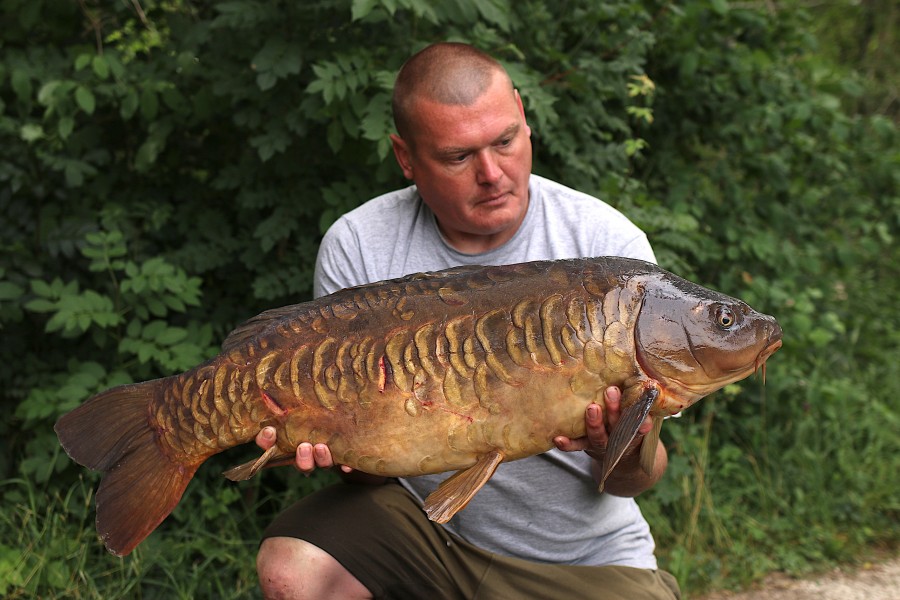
[220,267,492,353]
[221,304,306,353]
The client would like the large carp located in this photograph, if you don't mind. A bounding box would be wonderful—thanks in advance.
[55,256,782,556]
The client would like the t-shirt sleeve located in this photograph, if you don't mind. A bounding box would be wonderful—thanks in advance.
[313,218,369,298]
[615,232,657,265]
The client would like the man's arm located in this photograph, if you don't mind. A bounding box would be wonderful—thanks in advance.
[554,387,668,497]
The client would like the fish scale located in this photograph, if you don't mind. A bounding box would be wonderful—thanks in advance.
[54,256,782,556]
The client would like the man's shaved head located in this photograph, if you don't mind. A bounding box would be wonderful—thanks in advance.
[392,42,514,141]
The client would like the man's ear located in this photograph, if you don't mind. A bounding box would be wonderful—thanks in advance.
[514,90,532,138]
[390,134,414,180]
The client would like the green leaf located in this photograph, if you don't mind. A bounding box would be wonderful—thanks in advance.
[58,116,75,139]
[135,139,161,171]
[147,297,167,317]
[710,0,729,15]
[75,86,96,114]
[20,123,44,142]
[257,71,277,91]
[250,128,291,162]
[142,320,166,340]
[37,80,62,106]
[44,311,68,334]
[11,69,32,101]
[30,279,55,297]
[24,298,56,312]
[74,53,92,71]
[64,160,91,187]
[326,119,343,153]
[121,89,139,119]
[0,281,25,301]
[351,0,379,21]
[141,88,159,120]
[475,0,511,31]
[92,55,110,79]
[156,327,188,345]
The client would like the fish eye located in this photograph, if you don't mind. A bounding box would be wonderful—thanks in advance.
[716,306,737,329]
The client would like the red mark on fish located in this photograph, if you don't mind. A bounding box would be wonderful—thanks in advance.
[378,356,386,392]
[261,391,287,417]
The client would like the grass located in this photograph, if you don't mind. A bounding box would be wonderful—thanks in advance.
[642,356,900,596]
[0,473,265,599]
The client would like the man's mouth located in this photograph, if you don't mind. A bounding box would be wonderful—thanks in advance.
[478,191,509,205]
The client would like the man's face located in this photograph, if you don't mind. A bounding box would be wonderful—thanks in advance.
[390,73,533,253]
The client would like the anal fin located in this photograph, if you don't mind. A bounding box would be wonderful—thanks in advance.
[423,450,504,523]
[223,445,294,481]
[598,385,659,492]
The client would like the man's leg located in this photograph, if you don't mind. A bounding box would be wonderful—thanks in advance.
[257,536,371,600]
[256,481,486,600]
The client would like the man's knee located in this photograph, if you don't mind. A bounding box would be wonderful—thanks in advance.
[256,537,371,600]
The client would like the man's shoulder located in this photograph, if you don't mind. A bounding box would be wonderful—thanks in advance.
[531,174,641,228]
[339,184,420,225]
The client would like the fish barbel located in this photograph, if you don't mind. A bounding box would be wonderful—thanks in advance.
[55,256,782,556]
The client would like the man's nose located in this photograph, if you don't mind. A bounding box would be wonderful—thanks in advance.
[475,150,502,185]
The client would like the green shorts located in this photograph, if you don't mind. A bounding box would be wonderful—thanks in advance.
[262,481,681,600]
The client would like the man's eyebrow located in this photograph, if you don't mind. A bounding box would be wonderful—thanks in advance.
[435,123,520,157]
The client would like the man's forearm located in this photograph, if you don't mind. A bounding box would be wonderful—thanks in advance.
[594,440,668,497]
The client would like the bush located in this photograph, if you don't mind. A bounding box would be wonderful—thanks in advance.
[1,0,896,596]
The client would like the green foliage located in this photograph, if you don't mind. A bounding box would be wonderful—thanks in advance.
[1,0,897,597]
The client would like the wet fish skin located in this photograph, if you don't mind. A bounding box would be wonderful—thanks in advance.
[54,256,782,556]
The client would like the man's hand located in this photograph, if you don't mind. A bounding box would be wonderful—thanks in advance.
[553,386,666,497]
[254,427,388,484]
[254,426,354,475]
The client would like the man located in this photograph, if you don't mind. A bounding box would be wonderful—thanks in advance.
[255,42,681,599]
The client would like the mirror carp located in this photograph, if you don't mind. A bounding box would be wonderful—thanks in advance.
[55,256,782,556]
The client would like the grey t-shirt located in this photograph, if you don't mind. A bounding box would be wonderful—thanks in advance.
[313,174,659,568]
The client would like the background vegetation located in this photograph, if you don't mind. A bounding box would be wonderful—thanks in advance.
[1,0,897,597]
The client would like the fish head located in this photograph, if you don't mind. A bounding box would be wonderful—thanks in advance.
[634,273,783,414]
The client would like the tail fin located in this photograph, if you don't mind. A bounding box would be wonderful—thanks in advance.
[55,380,200,556]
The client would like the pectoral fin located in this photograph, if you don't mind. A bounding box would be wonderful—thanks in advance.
[639,416,664,476]
[423,450,504,523]
[223,445,294,481]
[598,386,659,492]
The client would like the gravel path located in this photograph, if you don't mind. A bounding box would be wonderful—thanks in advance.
[698,556,900,600]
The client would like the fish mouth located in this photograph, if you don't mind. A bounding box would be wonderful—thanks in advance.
[756,338,782,366]
[754,325,783,383]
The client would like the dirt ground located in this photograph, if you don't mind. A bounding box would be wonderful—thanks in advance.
[698,555,900,600]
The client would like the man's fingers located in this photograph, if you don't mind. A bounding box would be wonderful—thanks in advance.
[604,386,622,406]
[604,388,621,427]
[295,442,338,474]
[554,435,588,452]
[255,426,276,450]
[313,443,334,468]
[584,403,608,446]
[296,443,316,473]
